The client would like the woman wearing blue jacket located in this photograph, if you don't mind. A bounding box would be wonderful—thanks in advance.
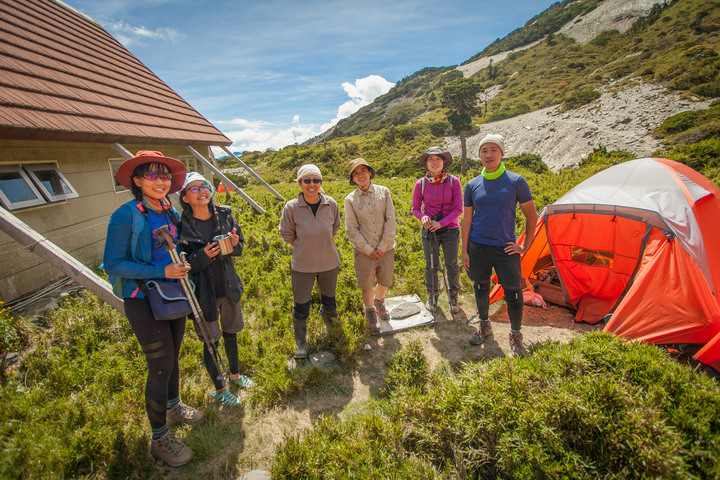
[103,151,200,467]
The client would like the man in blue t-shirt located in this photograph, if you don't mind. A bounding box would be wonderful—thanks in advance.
[461,134,538,357]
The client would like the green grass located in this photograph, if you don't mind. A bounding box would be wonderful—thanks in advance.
[272,333,720,479]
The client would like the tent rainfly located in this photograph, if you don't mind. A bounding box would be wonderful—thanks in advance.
[490,158,720,371]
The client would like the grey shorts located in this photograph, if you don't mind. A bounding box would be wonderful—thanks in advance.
[194,296,244,343]
[353,248,394,290]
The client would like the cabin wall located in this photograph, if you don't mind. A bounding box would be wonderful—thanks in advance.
[0,140,213,303]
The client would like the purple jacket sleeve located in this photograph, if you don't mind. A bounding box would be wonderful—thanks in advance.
[411,179,424,220]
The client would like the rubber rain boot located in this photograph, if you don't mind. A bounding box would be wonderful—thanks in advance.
[293,316,308,359]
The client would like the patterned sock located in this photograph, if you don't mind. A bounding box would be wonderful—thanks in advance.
[166,396,180,410]
[151,424,169,441]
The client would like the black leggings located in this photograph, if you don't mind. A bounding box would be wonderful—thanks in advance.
[124,297,186,429]
[204,331,239,390]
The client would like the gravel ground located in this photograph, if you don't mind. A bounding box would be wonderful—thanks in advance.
[445,82,713,172]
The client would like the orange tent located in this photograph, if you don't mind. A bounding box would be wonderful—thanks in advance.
[490,158,720,370]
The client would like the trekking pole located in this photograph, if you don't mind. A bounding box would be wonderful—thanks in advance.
[156,226,227,387]
[425,227,437,309]
[430,230,455,317]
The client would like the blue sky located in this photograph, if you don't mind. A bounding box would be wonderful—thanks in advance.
[64,0,557,153]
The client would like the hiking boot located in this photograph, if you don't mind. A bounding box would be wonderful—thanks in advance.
[151,430,192,467]
[509,331,529,357]
[425,295,438,313]
[293,316,308,359]
[320,309,338,328]
[449,293,460,314]
[365,307,381,336]
[469,320,493,345]
[167,402,203,426]
[374,298,390,321]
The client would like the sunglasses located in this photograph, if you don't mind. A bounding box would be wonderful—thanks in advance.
[186,185,211,193]
[302,178,322,184]
[142,172,172,182]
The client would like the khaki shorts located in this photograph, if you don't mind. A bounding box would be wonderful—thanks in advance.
[353,248,394,290]
[194,296,244,343]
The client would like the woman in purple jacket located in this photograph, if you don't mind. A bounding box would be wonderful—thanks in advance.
[412,146,463,313]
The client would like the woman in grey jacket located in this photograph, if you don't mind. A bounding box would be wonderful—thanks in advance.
[279,164,341,360]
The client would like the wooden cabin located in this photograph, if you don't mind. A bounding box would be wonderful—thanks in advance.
[0,0,232,302]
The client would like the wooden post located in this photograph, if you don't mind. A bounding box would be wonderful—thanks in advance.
[0,207,124,313]
[184,146,266,214]
[219,146,285,201]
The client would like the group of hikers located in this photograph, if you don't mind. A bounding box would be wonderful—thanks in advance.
[102,133,537,467]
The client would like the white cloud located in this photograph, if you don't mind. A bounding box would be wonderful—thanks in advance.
[214,74,395,155]
[215,117,318,154]
[104,21,184,47]
[333,75,395,124]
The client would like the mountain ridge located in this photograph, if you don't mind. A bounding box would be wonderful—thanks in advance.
[303,0,718,170]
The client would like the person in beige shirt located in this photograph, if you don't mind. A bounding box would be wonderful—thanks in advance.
[279,164,341,360]
[344,158,396,335]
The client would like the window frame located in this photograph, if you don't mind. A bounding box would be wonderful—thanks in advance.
[178,155,200,174]
[24,163,79,202]
[0,165,48,210]
[108,158,129,193]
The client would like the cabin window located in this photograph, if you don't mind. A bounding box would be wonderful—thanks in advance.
[179,155,200,173]
[108,159,128,193]
[24,164,79,202]
[0,164,78,210]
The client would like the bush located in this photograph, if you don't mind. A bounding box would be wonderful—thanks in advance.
[271,333,720,479]
[383,340,429,395]
[0,302,20,355]
[562,88,601,110]
[428,121,449,137]
[655,110,703,136]
[508,153,549,174]
[662,137,720,171]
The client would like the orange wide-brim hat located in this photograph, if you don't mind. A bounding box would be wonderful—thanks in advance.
[115,150,187,194]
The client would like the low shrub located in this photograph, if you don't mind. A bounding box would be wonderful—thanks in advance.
[562,88,601,110]
[271,333,720,479]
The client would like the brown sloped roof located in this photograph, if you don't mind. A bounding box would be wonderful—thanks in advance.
[0,0,231,146]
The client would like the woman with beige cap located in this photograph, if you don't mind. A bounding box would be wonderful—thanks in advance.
[344,158,396,335]
[279,164,341,360]
[103,151,201,467]
[412,146,463,314]
[461,134,538,357]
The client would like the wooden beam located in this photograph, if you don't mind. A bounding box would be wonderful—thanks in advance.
[0,207,124,313]
[111,143,133,160]
[184,146,266,214]
[219,146,285,201]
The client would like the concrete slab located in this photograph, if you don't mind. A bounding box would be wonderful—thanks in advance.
[379,294,435,335]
